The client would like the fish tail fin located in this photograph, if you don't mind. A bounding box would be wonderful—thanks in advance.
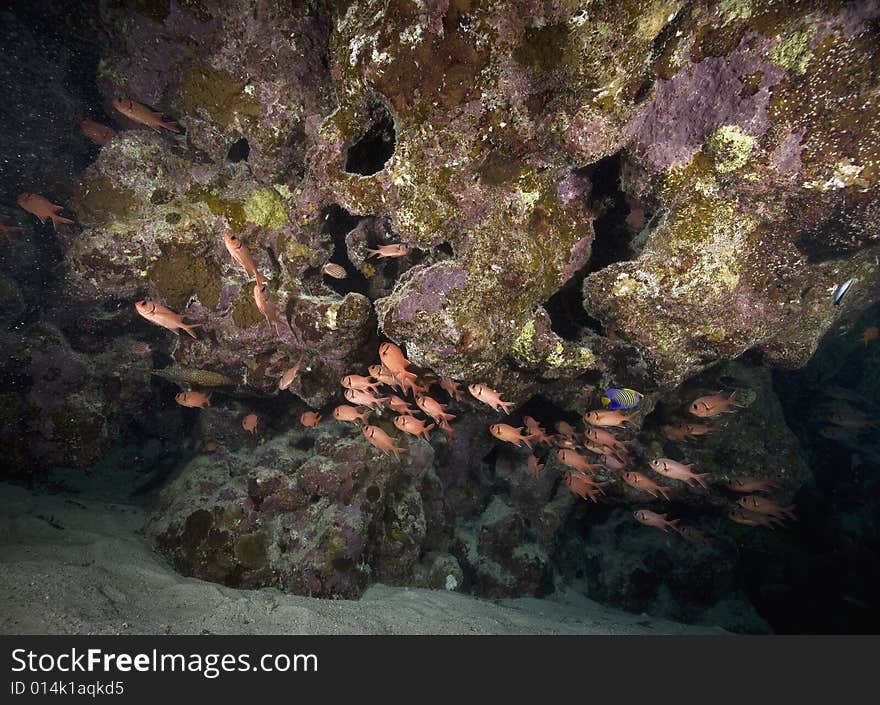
[668,519,681,531]
[522,437,533,449]
[783,505,797,520]
[695,473,711,489]
[51,214,75,227]
[162,120,181,133]
[181,323,200,339]
[205,392,212,407]
[422,424,435,440]
[658,486,672,501]
[729,390,746,407]
[499,401,513,414]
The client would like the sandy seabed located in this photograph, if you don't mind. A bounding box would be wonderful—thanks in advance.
[0,483,720,635]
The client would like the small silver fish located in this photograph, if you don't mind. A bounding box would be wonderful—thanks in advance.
[833,278,854,306]
[321,262,347,279]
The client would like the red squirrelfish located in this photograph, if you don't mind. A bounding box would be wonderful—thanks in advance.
[556,449,600,473]
[584,409,640,427]
[415,395,455,423]
[490,423,533,448]
[467,383,514,414]
[332,405,370,425]
[367,243,411,258]
[362,424,405,459]
[134,299,199,338]
[394,415,434,440]
[112,97,180,132]
[344,388,388,410]
[175,391,210,408]
[621,471,672,500]
[80,118,116,145]
[633,509,679,532]
[648,458,710,488]
[17,193,74,230]
[689,391,744,418]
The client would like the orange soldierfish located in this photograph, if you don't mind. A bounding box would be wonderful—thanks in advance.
[134,299,199,338]
[112,97,180,133]
[387,394,416,415]
[633,509,679,533]
[684,423,715,437]
[438,418,454,441]
[278,360,302,390]
[415,395,455,423]
[647,458,710,488]
[467,383,514,414]
[175,391,211,408]
[344,388,388,410]
[564,471,605,502]
[860,327,879,345]
[79,118,116,145]
[584,409,640,427]
[728,507,782,529]
[439,377,464,400]
[523,416,553,445]
[300,411,322,427]
[583,426,625,451]
[724,476,780,493]
[378,342,418,384]
[556,449,600,473]
[369,364,400,390]
[332,405,370,425]
[737,496,796,521]
[362,424,405,460]
[621,471,672,500]
[223,232,264,282]
[394,415,434,440]
[253,282,284,336]
[688,391,745,418]
[341,374,382,393]
[489,423,533,448]
[17,193,74,230]
[676,525,711,545]
[527,455,544,477]
[660,424,690,442]
[367,243,411,258]
[600,453,626,471]
[242,413,259,434]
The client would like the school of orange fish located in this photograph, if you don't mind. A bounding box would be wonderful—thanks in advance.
[11,96,866,543]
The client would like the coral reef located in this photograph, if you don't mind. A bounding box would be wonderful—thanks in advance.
[3,0,879,632]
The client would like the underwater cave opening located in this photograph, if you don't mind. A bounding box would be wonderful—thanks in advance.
[544,152,642,341]
[343,101,396,176]
[227,137,250,163]
[320,204,372,298]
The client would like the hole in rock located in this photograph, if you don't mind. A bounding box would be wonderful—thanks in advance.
[584,153,637,273]
[320,204,372,298]
[227,137,250,162]
[544,152,639,340]
[344,102,396,176]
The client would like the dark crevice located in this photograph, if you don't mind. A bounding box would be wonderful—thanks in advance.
[544,151,639,340]
[226,137,250,162]
[319,204,371,298]
[344,101,396,176]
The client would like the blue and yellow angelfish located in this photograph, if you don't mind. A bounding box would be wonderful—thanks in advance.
[601,388,643,410]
